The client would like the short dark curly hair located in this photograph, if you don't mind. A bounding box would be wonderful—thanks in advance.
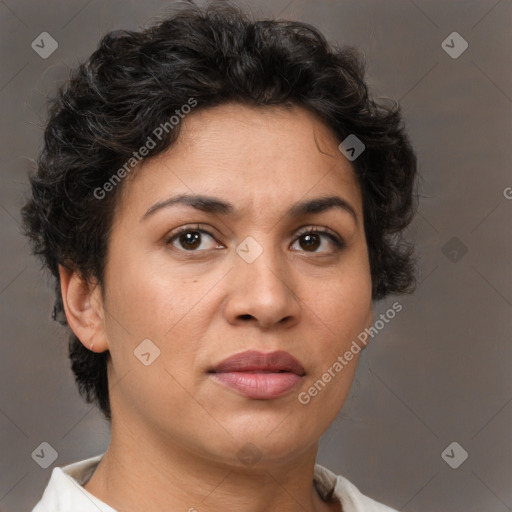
[21,0,418,421]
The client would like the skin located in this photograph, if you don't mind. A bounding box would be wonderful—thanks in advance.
[59,103,374,512]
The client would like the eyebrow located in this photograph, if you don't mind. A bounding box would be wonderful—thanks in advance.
[141,193,358,224]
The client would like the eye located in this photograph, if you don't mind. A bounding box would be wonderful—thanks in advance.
[165,225,344,254]
[166,225,221,252]
[291,227,344,253]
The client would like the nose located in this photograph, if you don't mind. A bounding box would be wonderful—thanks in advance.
[223,242,301,330]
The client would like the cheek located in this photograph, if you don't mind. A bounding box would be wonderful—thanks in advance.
[102,253,217,378]
[104,249,195,337]
[297,272,371,426]
[102,263,209,419]
[315,261,372,347]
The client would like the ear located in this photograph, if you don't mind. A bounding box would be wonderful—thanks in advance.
[58,265,109,353]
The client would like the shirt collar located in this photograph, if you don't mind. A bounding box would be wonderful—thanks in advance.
[32,453,396,512]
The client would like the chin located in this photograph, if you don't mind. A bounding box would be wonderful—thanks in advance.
[201,418,320,469]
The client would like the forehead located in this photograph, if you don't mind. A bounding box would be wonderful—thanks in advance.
[116,103,362,222]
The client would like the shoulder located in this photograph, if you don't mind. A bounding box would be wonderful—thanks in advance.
[31,454,115,512]
[314,463,399,512]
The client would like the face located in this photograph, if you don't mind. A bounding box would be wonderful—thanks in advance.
[95,103,373,468]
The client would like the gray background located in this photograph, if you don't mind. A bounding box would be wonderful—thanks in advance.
[1,0,511,511]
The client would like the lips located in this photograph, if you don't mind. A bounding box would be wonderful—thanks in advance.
[208,350,305,399]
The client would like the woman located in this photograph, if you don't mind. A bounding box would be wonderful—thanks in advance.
[22,1,417,510]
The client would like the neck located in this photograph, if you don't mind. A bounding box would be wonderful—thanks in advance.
[83,416,335,512]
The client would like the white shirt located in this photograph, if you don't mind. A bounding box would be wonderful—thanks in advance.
[31,454,398,512]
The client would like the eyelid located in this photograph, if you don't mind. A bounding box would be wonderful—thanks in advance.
[165,224,344,252]
[165,224,220,248]
[295,224,343,241]
[292,225,344,249]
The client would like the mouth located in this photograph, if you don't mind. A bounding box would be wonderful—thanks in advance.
[208,350,306,399]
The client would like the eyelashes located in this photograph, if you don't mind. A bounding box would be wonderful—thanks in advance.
[165,224,344,255]
[294,226,344,251]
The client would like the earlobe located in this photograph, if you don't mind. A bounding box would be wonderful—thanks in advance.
[58,265,109,353]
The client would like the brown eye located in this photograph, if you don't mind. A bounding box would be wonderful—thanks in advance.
[166,226,219,252]
[291,228,344,253]
[177,231,202,250]
[299,232,321,252]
